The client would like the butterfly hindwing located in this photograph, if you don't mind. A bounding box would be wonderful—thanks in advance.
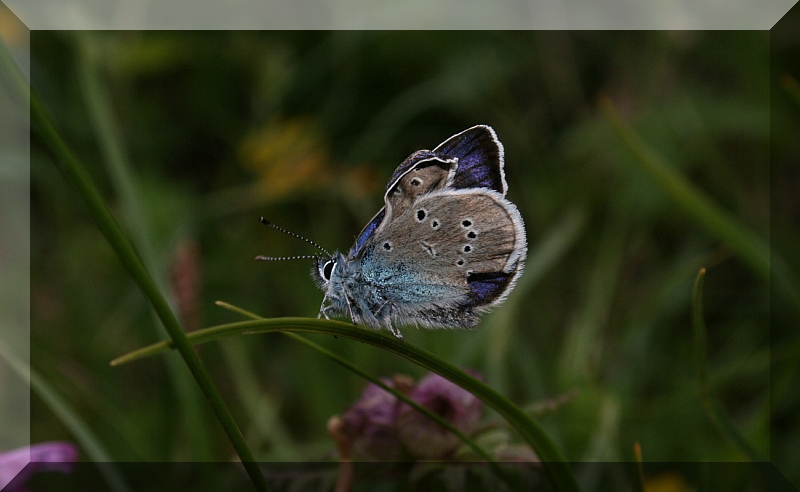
[359,187,526,327]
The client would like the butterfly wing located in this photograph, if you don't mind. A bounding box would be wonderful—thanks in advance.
[349,125,505,258]
[359,187,526,329]
[349,153,456,257]
[349,208,385,258]
[386,125,505,196]
[433,125,507,195]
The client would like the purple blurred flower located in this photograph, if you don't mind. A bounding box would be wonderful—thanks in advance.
[0,442,78,491]
[330,372,485,461]
[396,372,483,459]
[331,376,412,462]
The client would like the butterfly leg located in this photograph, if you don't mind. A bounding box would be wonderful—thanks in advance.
[318,296,331,319]
[387,324,404,340]
[375,301,403,340]
[343,295,357,325]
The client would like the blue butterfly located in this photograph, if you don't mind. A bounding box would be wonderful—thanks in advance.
[261,125,527,339]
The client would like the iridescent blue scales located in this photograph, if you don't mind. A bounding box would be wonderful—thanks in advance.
[311,125,527,339]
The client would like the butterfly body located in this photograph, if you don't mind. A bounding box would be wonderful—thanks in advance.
[310,125,527,339]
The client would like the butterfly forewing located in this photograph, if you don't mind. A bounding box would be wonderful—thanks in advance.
[384,158,456,224]
[348,125,502,260]
[432,125,506,194]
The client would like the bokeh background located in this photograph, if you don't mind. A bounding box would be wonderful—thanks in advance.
[14,23,800,490]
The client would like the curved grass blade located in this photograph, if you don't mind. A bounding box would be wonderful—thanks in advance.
[112,312,579,492]
[216,302,514,481]
[5,48,270,490]
[692,268,766,462]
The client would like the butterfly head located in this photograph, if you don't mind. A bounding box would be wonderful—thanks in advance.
[312,253,337,289]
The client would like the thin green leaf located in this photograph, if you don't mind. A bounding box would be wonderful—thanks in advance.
[600,96,769,279]
[558,203,627,386]
[113,311,580,492]
[74,31,213,461]
[481,208,585,394]
[1,41,270,491]
[600,96,800,321]
[692,268,765,462]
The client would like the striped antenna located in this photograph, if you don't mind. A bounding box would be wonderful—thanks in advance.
[257,217,332,258]
[255,254,320,261]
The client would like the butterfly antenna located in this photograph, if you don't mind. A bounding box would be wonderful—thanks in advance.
[255,254,320,261]
[258,217,332,257]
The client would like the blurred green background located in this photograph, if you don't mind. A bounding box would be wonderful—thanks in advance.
[15,25,800,489]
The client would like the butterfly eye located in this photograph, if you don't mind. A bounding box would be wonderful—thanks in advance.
[321,260,336,281]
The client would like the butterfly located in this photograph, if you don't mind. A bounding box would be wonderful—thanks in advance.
[259,125,527,339]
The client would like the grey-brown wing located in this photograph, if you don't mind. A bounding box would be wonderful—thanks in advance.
[362,187,526,310]
[384,157,455,222]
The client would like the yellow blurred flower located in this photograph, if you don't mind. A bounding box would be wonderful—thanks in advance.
[0,5,26,47]
[644,472,690,492]
[239,117,333,200]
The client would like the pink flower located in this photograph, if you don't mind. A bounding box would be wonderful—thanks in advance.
[396,372,483,459]
[0,442,78,491]
[331,372,485,461]
[334,377,410,461]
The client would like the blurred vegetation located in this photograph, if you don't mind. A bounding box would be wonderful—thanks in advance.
[14,25,800,490]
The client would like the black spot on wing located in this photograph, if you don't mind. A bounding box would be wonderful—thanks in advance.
[385,151,439,191]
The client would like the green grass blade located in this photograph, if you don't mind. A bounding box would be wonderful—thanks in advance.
[600,96,770,280]
[290,334,500,463]
[481,208,585,394]
[0,340,130,492]
[600,96,800,321]
[112,312,580,492]
[216,302,507,475]
[3,46,270,490]
[692,268,766,462]
[558,204,627,386]
[74,31,212,461]
[75,32,150,246]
